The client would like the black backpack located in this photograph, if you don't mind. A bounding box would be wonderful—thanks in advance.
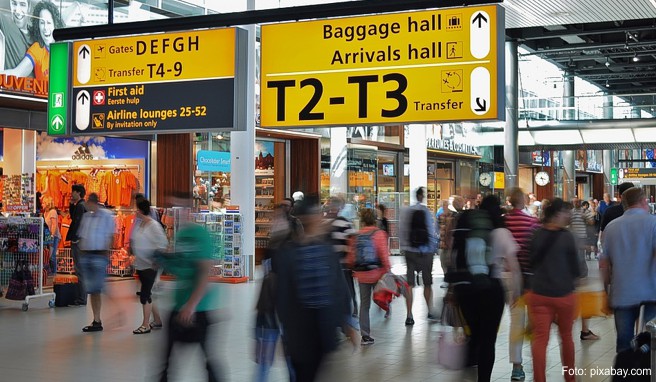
[409,208,429,247]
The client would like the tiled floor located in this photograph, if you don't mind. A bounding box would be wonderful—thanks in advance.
[0,257,618,381]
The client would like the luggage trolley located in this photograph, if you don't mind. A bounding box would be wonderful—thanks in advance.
[0,217,56,310]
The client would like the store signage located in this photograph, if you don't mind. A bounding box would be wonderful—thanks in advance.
[56,28,247,136]
[610,168,618,185]
[197,150,231,172]
[71,143,94,160]
[347,157,377,172]
[619,168,656,179]
[427,138,479,156]
[260,5,505,127]
[48,43,71,136]
[493,171,504,189]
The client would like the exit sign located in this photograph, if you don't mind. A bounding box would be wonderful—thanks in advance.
[610,168,618,185]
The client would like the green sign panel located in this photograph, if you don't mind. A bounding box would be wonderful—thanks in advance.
[610,168,618,185]
[48,43,71,136]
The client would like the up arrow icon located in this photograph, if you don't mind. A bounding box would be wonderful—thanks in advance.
[472,12,488,28]
[79,45,90,59]
[51,115,64,132]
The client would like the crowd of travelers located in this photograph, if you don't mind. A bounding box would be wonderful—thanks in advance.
[256,181,654,382]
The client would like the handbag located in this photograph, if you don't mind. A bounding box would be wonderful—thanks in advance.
[5,261,27,300]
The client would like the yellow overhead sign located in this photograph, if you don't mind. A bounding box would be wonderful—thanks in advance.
[73,29,236,87]
[260,5,504,127]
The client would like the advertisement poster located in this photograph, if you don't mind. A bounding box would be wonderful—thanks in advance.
[255,140,274,175]
[0,0,151,100]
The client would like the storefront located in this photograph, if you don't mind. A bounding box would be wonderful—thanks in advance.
[419,125,484,213]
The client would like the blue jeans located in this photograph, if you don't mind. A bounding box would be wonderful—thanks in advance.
[50,236,60,274]
[614,305,656,352]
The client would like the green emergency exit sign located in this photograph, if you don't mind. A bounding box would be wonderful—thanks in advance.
[48,42,70,136]
[610,168,618,185]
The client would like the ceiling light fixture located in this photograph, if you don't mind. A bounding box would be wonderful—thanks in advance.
[605,57,610,67]
[633,53,640,62]
[605,80,610,87]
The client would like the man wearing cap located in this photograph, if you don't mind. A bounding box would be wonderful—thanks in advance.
[78,193,116,332]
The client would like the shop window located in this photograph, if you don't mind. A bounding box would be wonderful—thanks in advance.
[193,133,232,211]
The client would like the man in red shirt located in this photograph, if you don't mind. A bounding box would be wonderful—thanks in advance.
[505,187,541,381]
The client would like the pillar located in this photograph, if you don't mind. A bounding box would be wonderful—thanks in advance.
[329,127,348,196]
[602,95,613,197]
[230,1,256,280]
[504,40,519,190]
[3,128,22,175]
[408,124,427,205]
[562,71,576,201]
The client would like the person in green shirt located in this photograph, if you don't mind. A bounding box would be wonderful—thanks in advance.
[158,192,222,382]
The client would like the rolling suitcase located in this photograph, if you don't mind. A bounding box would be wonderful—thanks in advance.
[613,302,656,382]
[53,274,78,307]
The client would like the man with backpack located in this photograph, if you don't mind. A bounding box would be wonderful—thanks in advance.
[399,187,438,326]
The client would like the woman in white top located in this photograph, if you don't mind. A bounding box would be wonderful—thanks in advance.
[45,204,61,274]
[131,198,168,334]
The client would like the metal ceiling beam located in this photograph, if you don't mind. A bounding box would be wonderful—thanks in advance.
[549,50,656,61]
[521,40,656,56]
[54,0,501,41]
[515,25,656,42]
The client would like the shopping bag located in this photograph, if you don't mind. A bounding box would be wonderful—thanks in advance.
[577,291,609,318]
[372,273,400,312]
[254,324,280,365]
[436,327,468,370]
[441,286,467,329]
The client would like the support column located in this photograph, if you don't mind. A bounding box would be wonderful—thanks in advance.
[562,71,576,201]
[602,95,613,196]
[3,128,22,175]
[329,127,348,196]
[230,3,256,280]
[22,130,36,175]
[504,40,519,190]
[408,124,427,205]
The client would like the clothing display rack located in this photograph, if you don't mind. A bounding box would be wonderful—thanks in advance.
[37,164,141,174]
[0,217,56,310]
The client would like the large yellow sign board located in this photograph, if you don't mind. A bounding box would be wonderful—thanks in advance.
[73,29,235,87]
[261,5,504,127]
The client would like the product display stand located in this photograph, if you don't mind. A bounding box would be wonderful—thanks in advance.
[193,212,246,283]
[0,217,56,310]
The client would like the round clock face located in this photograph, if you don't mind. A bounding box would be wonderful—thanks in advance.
[479,172,492,187]
[535,171,550,186]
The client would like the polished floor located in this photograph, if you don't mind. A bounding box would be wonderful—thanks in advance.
[0,257,619,382]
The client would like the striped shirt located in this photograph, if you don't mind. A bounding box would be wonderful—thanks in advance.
[569,208,591,243]
[330,216,355,261]
[504,209,540,274]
